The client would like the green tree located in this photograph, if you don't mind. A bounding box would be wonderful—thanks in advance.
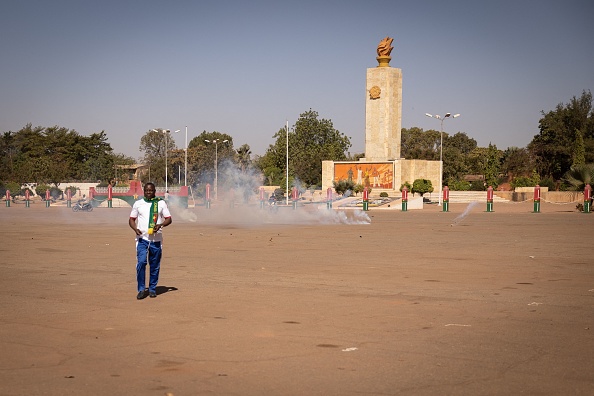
[501,147,533,181]
[258,110,351,188]
[467,144,502,188]
[139,129,178,186]
[484,143,502,188]
[528,90,594,180]
[236,144,252,173]
[0,124,115,184]
[573,129,585,166]
[401,127,440,160]
[188,131,234,187]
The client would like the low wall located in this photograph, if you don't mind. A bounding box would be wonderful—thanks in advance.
[495,191,583,202]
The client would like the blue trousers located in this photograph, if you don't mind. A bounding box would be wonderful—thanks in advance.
[136,238,162,293]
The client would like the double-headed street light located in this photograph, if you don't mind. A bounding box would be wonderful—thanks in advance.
[184,126,188,187]
[204,138,228,200]
[152,128,180,193]
[424,113,461,206]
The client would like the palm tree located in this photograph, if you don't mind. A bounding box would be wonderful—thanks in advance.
[564,163,594,190]
[236,144,252,173]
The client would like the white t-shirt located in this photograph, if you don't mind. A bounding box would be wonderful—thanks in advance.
[130,199,172,242]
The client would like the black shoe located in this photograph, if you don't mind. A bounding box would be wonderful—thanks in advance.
[149,291,157,298]
[137,290,147,300]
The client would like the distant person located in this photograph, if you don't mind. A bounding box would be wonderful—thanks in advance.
[129,182,172,300]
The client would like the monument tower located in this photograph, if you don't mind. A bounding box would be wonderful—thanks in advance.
[364,36,402,161]
[321,36,439,199]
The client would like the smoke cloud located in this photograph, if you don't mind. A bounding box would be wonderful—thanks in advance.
[450,201,480,226]
[175,160,371,226]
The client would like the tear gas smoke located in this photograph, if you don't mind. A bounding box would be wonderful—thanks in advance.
[450,201,480,226]
[178,160,370,226]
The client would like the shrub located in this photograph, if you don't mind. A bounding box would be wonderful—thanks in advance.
[1,181,21,197]
[511,171,540,190]
[412,179,434,196]
[49,186,63,199]
[35,184,51,197]
[353,184,364,195]
[379,192,388,197]
[333,179,355,195]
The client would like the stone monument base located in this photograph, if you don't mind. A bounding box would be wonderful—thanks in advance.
[322,158,440,201]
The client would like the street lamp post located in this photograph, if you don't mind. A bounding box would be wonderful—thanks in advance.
[204,138,228,200]
[424,113,460,206]
[286,120,289,206]
[184,126,188,187]
[152,128,180,194]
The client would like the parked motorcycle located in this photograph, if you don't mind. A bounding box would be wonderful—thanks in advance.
[72,200,93,212]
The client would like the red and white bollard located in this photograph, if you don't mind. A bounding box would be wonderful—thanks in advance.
[25,189,30,208]
[205,183,211,209]
[260,187,265,209]
[45,189,51,207]
[402,186,408,211]
[533,185,541,213]
[442,186,449,212]
[107,184,113,208]
[292,187,298,210]
[326,187,333,210]
[5,190,10,207]
[486,185,494,212]
[363,187,369,211]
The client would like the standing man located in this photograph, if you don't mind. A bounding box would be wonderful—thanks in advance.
[129,182,172,299]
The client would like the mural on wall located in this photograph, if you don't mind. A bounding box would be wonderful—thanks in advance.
[334,163,394,189]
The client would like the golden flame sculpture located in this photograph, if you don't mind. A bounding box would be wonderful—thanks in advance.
[376,36,394,67]
[376,36,394,57]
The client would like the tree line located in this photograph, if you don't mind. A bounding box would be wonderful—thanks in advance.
[1,91,593,196]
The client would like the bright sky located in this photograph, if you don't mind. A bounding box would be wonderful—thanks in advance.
[1,1,593,160]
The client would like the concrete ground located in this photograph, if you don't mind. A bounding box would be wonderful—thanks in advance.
[0,200,592,395]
